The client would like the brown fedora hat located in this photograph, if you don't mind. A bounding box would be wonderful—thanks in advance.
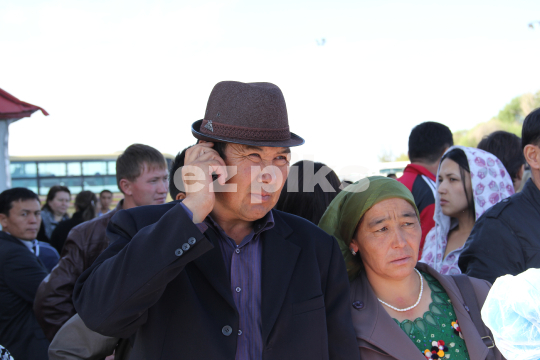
[191,81,304,147]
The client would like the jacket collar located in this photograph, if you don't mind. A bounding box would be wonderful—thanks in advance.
[0,230,27,247]
[100,199,124,221]
[522,178,540,209]
[403,164,436,181]
[350,263,489,360]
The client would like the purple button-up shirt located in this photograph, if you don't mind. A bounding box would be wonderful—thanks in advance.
[180,203,274,360]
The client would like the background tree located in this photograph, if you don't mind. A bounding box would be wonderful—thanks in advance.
[454,90,540,147]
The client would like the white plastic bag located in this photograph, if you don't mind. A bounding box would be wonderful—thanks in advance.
[481,268,540,360]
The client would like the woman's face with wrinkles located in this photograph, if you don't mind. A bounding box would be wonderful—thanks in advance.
[350,198,421,281]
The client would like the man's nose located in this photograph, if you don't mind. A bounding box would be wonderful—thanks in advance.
[158,179,169,193]
[260,172,274,184]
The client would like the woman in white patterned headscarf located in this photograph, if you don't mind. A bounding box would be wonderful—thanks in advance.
[0,345,14,360]
[420,146,514,275]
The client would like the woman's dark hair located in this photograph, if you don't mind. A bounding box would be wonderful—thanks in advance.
[74,191,98,221]
[42,185,71,212]
[522,107,540,151]
[440,148,475,220]
[477,131,525,181]
[275,161,342,224]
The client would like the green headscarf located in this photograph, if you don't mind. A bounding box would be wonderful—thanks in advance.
[318,176,419,281]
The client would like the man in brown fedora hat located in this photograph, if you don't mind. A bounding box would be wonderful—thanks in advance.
[74,81,359,360]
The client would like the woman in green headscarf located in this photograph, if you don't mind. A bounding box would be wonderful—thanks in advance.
[319,176,503,360]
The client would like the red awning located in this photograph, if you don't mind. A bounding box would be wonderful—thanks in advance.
[0,87,49,120]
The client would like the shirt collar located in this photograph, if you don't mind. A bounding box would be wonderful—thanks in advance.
[5,231,35,253]
[205,210,275,238]
[404,163,436,181]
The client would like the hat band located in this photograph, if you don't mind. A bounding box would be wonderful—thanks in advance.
[201,119,291,141]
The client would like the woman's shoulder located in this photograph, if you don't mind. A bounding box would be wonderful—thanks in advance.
[465,276,491,305]
[426,265,491,307]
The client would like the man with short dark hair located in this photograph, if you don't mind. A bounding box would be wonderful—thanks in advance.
[34,144,169,341]
[74,81,359,359]
[0,188,49,360]
[398,121,454,256]
[98,190,113,216]
[459,108,540,283]
[477,130,526,190]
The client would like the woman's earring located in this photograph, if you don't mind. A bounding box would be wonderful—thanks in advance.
[350,248,357,256]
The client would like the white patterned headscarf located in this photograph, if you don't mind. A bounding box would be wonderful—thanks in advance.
[420,146,514,275]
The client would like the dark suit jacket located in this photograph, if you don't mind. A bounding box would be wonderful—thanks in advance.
[0,231,50,360]
[74,202,359,360]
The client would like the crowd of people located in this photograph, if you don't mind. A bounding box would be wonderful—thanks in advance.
[0,80,539,360]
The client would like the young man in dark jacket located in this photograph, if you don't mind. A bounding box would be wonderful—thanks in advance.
[0,188,49,360]
[459,107,540,284]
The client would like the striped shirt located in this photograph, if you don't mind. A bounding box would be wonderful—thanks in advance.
[180,203,274,360]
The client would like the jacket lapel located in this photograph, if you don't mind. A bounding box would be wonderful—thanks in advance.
[191,227,237,312]
[351,272,426,360]
[260,216,299,344]
[352,263,492,360]
[421,264,489,360]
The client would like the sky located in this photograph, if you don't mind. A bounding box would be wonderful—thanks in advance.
[2,0,540,179]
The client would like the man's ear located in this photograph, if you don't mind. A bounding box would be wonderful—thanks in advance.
[175,193,186,201]
[0,213,8,229]
[524,145,540,171]
[119,179,132,196]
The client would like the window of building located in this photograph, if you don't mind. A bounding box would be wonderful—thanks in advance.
[107,161,116,175]
[10,162,37,178]
[82,161,107,176]
[40,177,83,195]
[67,162,82,176]
[38,162,67,177]
[12,179,38,193]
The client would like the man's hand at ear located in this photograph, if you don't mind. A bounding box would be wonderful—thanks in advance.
[181,142,228,223]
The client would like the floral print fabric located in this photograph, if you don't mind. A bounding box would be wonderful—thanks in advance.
[419,146,514,275]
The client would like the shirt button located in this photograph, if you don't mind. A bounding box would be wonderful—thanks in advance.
[182,243,190,251]
[235,248,240,254]
[222,325,232,336]
[188,237,196,245]
[175,249,183,257]
[238,330,242,335]
[235,287,241,293]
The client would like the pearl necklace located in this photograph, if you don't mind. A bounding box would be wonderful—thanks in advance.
[377,268,424,312]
